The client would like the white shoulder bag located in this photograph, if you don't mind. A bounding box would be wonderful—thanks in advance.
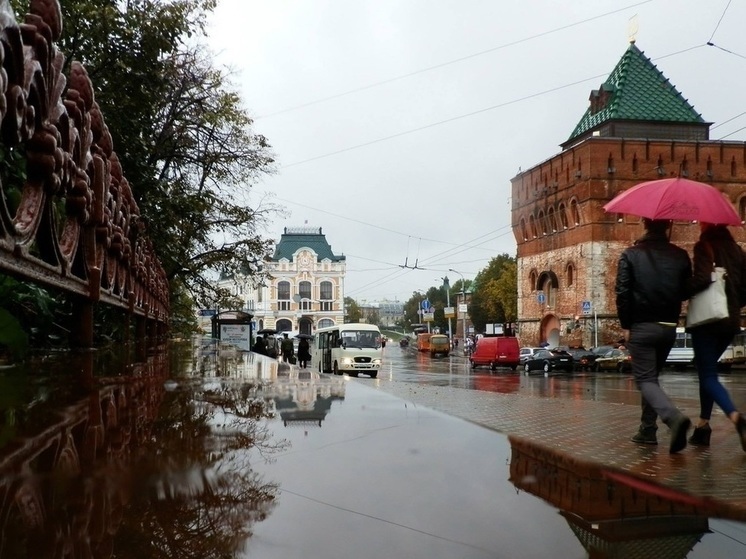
[686,265,728,328]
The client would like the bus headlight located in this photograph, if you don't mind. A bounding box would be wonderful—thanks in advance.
[372,359,382,365]
[341,358,354,365]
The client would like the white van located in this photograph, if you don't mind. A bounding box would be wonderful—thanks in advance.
[312,323,383,378]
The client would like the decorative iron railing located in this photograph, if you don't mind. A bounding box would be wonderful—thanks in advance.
[0,1,169,345]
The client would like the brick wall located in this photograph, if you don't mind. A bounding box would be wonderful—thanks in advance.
[512,137,746,347]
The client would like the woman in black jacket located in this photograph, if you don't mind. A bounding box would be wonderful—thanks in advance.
[688,223,746,450]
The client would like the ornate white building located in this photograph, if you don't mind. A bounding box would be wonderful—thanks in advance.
[218,226,346,336]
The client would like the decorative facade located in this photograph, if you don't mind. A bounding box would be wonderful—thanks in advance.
[511,42,746,348]
[219,226,346,336]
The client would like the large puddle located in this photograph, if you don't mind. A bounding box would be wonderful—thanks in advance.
[0,339,742,558]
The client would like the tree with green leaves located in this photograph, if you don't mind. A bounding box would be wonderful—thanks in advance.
[7,0,280,335]
[344,297,362,323]
[469,254,517,332]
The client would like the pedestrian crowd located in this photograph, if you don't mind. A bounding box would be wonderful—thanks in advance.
[616,218,746,454]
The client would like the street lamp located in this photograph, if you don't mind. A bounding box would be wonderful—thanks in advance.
[449,269,467,349]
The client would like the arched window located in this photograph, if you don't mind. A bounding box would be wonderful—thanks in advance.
[557,203,568,229]
[537,271,559,308]
[547,207,557,233]
[277,281,291,311]
[299,281,312,311]
[520,218,528,241]
[318,318,334,329]
[529,215,537,238]
[570,199,581,226]
[739,197,746,224]
[538,210,547,235]
[529,270,538,292]
[276,318,292,332]
[320,280,333,311]
[566,263,574,287]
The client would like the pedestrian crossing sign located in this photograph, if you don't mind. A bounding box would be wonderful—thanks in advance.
[582,300,592,315]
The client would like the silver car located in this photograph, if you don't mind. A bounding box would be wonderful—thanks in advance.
[519,347,544,364]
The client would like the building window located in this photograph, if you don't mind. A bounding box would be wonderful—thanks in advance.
[318,318,334,329]
[538,210,547,235]
[299,281,312,299]
[566,264,574,287]
[529,270,538,292]
[320,281,333,300]
[547,206,557,233]
[320,281,333,311]
[739,198,746,223]
[278,281,290,300]
[558,204,568,229]
[278,281,290,310]
[529,215,537,238]
[570,199,581,226]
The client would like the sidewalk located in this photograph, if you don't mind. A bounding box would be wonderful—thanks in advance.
[367,377,746,521]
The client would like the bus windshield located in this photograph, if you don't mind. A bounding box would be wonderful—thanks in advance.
[342,330,381,349]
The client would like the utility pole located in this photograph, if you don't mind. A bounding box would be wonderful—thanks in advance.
[449,269,467,349]
[441,276,452,342]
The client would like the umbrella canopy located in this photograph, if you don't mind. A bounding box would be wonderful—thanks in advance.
[295,333,313,340]
[257,328,278,335]
[603,177,741,226]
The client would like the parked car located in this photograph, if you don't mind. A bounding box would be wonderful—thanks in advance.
[523,349,574,373]
[563,347,590,371]
[519,346,544,365]
[594,348,632,373]
[579,345,616,371]
[470,337,520,370]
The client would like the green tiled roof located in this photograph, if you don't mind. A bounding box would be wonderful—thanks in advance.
[567,43,705,142]
[272,228,345,262]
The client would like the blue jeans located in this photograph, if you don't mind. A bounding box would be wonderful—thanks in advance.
[691,329,737,420]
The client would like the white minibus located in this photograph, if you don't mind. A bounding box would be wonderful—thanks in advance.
[313,323,383,378]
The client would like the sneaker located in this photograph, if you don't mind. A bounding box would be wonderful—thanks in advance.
[631,428,658,445]
[669,415,691,454]
[688,424,711,446]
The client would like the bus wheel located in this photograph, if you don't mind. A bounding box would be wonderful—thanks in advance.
[369,371,378,379]
[333,362,340,375]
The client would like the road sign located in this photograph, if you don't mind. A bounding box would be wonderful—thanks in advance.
[582,300,592,315]
[537,291,546,304]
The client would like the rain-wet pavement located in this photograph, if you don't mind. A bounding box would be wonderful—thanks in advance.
[1,338,745,558]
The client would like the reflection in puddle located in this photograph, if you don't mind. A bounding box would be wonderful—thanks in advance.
[509,436,714,558]
[0,338,346,557]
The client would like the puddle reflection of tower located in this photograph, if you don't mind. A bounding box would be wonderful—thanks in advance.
[508,437,710,559]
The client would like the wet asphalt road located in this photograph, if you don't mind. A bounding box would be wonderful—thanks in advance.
[246,345,746,558]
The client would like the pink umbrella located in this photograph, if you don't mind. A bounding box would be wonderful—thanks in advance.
[603,177,742,225]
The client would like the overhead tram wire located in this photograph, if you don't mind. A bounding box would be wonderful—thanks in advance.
[280,44,709,170]
[273,194,509,254]
[256,0,653,120]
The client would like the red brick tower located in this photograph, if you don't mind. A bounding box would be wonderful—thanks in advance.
[511,42,746,348]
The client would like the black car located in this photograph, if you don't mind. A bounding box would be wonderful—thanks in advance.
[577,345,616,371]
[523,349,574,373]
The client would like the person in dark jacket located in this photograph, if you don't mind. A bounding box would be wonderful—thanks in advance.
[687,223,746,450]
[615,218,692,453]
[297,337,311,369]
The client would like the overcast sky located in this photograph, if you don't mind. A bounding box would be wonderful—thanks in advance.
[206,0,746,304]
